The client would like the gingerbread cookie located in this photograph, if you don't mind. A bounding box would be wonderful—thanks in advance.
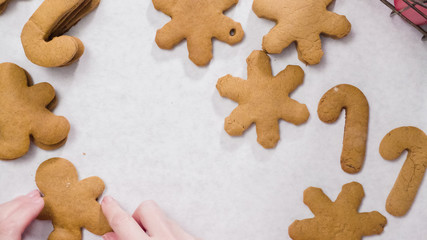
[289,182,387,240]
[0,0,10,14]
[380,126,427,216]
[36,158,112,240]
[0,63,70,160]
[21,0,100,67]
[252,0,351,65]
[217,50,309,148]
[318,84,369,174]
[153,0,244,66]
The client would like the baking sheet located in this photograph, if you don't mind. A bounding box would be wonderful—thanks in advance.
[0,0,426,239]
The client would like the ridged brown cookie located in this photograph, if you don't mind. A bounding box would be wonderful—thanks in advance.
[36,158,112,240]
[0,63,70,160]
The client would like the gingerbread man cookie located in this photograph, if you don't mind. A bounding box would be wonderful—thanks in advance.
[0,63,70,160]
[252,0,351,65]
[21,0,100,67]
[289,182,387,240]
[318,84,369,174]
[36,158,112,240]
[380,126,427,216]
[153,0,244,66]
[217,50,309,148]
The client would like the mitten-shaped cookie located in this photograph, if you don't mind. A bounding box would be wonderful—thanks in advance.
[21,0,100,67]
[380,126,427,216]
[217,50,309,148]
[0,63,70,160]
[36,158,112,240]
[289,182,387,240]
[153,0,244,66]
[318,84,369,174]
[253,0,351,65]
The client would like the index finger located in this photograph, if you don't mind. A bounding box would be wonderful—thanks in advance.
[132,201,198,240]
[101,196,150,240]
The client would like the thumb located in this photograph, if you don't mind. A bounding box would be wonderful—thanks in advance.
[0,190,44,240]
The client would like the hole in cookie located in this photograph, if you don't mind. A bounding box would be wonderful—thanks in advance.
[229,28,236,36]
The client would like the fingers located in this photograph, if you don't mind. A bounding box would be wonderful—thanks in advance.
[101,196,150,240]
[132,201,198,240]
[0,190,44,239]
[103,232,120,240]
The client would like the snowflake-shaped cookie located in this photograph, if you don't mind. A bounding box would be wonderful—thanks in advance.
[289,182,387,240]
[216,50,309,148]
[153,0,244,66]
[253,0,351,65]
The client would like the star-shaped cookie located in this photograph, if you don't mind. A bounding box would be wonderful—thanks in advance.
[216,50,309,148]
[153,0,244,66]
[289,182,387,240]
[253,0,351,65]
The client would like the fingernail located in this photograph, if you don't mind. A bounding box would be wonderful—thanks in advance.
[33,196,44,204]
[102,234,111,240]
[103,196,113,204]
[26,189,40,198]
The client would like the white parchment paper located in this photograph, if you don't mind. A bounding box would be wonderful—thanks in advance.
[0,0,426,239]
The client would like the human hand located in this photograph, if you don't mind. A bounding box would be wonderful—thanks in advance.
[101,197,198,240]
[0,190,44,240]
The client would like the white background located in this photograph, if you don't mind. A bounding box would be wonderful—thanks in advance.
[0,0,426,239]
